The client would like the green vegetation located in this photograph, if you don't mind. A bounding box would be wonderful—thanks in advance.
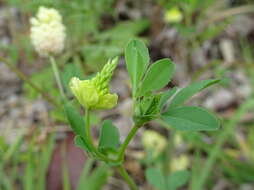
[1,0,254,189]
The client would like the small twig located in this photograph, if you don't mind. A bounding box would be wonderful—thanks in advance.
[200,4,254,30]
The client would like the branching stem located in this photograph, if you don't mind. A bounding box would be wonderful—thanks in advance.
[117,124,140,161]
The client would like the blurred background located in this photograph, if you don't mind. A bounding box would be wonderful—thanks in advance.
[0,0,254,190]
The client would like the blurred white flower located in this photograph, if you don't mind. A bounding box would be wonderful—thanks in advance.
[30,7,66,57]
[170,155,189,172]
[142,130,167,157]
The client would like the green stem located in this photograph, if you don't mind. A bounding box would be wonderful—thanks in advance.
[84,109,114,162]
[117,165,139,190]
[117,125,140,161]
[164,128,175,175]
[85,108,93,146]
[49,56,66,100]
[0,56,60,109]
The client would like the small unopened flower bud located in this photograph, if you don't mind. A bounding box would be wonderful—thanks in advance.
[164,7,183,23]
[69,58,119,110]
[30,7,66,57]
[142,130,167,157]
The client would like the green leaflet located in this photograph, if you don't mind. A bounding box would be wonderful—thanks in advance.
[169,79,220,109]
[74,135,93,153]
[168,170,190,190]
[64,102,85,137]
[125,39,149,96]
[146,167,190,190]
[98,120,120,153]
[146,168,167,190]
[159,87,178,111]
[162,106,220,131]
[139,58,175,96]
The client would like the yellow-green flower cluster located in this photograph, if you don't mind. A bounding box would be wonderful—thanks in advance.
[70,57,119,110]
[30,7,66,57]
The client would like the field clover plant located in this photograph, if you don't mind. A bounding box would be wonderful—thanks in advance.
[27,6,220,190]
[65,39,220,190]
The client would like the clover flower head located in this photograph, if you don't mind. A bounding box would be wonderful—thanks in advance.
[164,7,183,23]
[69,57,119,110]
[30,7,66,57]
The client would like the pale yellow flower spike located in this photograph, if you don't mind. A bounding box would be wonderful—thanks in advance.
[30,7,66,57]
[69,57,119,110]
